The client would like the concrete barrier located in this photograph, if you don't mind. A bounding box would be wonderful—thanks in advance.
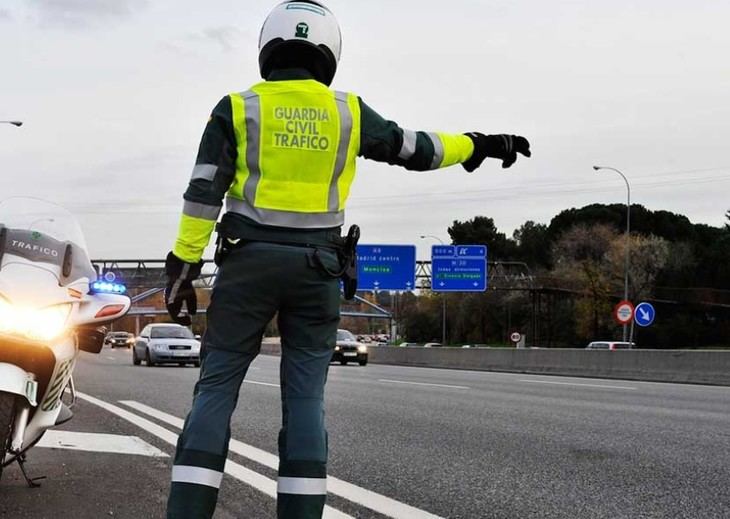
[259,340,730,385]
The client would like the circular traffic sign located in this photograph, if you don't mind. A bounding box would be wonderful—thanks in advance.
[613,300,634,325]
[634,302,656,327]
[510,332,522,343]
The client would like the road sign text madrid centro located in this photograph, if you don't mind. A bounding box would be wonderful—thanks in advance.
[356,244,416,291]
[634,302,656,327]
[431,245,487,292]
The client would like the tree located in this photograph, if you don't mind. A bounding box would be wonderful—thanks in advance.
[609,234,670,301]
[513,221,551,269]
[448,216,517,259]
[552,224,618,339]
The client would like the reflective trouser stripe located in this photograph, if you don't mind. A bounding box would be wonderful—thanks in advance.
[225,196,344,229]
[427,132,445,169]
[171,465,224,489]
[277,477,327,495]
[398,129,418,160]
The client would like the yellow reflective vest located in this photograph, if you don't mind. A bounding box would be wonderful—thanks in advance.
[227,80,360,229]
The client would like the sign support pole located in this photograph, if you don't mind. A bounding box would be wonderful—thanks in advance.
[442,295,447,346]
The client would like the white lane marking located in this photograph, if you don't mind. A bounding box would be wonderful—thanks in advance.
[106,356,116,361]
[378,379,470,390]
[519,380,637,390]
[37,430,168,457]
[245,380,279,388]
[120,400,444,519]
[76,392,351,519]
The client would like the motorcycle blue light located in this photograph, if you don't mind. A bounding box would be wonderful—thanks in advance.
[91,282,127,294]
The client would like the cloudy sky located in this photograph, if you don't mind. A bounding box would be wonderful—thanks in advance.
[1,0,728,259]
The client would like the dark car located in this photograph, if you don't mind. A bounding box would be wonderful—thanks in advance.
[104,331,134,349]
[332,329,368,366]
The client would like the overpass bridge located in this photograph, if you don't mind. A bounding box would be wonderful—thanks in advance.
[91,259,544,341]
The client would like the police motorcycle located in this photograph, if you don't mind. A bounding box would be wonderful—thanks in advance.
[0,198,130,486]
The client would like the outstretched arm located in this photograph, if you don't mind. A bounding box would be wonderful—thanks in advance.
[358,98,530,172]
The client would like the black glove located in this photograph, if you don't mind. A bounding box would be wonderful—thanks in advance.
[164,252,203,326]
[462,133,531,172]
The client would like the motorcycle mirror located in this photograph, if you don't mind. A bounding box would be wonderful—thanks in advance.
[62,243,73,278]
[0,226,6,266]
[77,326,106,354]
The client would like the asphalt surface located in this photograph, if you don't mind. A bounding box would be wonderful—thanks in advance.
[1,346,729,518]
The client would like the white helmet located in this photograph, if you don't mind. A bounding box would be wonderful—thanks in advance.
[258,1,342,85]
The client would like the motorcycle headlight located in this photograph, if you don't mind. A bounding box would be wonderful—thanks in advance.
[0,298,72,342]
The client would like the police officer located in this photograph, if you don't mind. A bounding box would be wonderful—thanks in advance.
[165,1,531,518]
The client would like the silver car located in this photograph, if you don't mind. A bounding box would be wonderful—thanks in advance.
[132,323,201,367]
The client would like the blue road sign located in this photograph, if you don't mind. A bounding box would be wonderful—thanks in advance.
[634,302,656,327]
[357,244,416,291]
[431,245,487,292]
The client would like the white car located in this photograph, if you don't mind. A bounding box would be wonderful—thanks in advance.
[586,341,635,351]
[132,323,201,367]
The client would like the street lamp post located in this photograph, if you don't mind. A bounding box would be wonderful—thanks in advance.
[420,234,447,345]
[1,121,23,127]
[593,165,631,342]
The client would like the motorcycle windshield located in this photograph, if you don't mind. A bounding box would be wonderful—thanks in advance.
[0,197,97,284]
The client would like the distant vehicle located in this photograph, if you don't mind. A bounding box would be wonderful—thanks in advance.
[423,342,443,348]
[133,324,201,367]
[104,331,134,349]
[461,344,487,348]
[332,329,368,366]
[398,342,420,347]
[586,341,635,351]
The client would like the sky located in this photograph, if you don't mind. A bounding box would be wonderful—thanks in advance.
[1,0,729,259]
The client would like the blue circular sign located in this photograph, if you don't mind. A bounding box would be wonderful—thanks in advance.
[634,302,656,327]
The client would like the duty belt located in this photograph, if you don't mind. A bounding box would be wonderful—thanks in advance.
[214,221,360,300]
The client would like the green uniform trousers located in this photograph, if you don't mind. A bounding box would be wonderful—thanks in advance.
[167,241,341,519]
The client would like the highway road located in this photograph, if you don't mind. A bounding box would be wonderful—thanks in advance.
[1,347,729,518]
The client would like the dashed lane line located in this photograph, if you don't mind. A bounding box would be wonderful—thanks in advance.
[75,391,352,519]
[519,379,637,390]
[378,379,470,390]
[120,400,444,519]
[37,430,168,457]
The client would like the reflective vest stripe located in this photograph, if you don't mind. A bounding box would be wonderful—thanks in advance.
[182,200,221,221]
[398,129,418,160]
[427,132,445,169]
[171,465,224,489]
[328,91,354,213]
[226,196,344,228]
[241,90,262,206]
[277,476,327,495]
[191,164,218,182]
